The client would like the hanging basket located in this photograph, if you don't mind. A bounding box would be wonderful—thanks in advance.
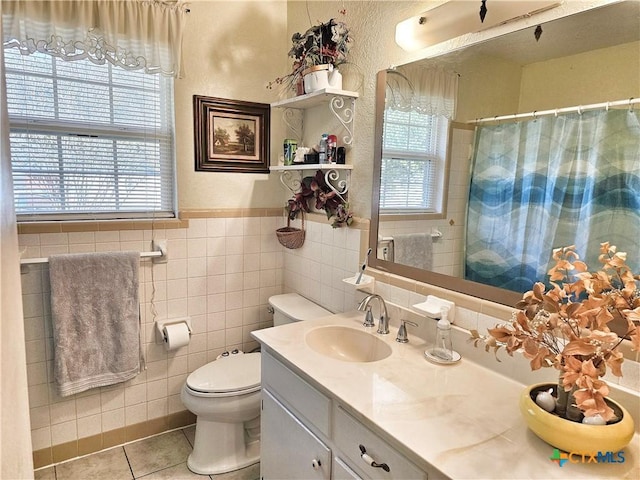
[276,213,305,249]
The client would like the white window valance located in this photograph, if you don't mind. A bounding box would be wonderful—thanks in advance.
[386,65,458,119]
[2,0,189,77]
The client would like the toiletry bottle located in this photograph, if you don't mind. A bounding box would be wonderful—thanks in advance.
[435,306,453,360]
[319,133,328,164]
[327,134,337,163]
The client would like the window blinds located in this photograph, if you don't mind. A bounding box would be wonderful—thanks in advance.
[380,108,448,213]
[4,48,175,220]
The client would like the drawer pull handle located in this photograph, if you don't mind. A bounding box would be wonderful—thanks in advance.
[359,444,390,473]
[311,459,322,470]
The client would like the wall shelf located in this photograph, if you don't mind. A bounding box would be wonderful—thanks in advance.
[270,164,352,172]
[272,166,351,204]
[271,88,358,146]
[271,88,359,109]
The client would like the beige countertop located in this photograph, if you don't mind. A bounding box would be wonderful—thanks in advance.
[252,310,640,480]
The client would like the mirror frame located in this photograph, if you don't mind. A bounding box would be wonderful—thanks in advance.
[368,69,522,307]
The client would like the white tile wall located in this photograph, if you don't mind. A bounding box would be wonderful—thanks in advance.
[282,218,364,313]
[20,216,284,451]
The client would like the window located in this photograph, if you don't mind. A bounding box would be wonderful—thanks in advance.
[4,48,176,221]
[380,108,450,214]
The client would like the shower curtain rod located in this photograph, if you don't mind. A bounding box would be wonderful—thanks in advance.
[468,97,639,124]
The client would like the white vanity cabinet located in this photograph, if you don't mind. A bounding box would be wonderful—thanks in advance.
[261,390,331,480]
[260,350,428,480]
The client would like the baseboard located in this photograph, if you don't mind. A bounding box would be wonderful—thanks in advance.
[33,410,196,469]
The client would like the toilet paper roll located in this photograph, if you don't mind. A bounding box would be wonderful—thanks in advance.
[163,323,190,351]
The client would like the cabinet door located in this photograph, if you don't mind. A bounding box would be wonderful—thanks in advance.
[261,389,331,480]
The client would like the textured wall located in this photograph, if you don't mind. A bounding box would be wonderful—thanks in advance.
[175,0,288,210]
[519,41,640,112]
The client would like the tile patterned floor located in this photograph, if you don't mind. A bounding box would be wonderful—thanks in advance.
[34,426,260,480]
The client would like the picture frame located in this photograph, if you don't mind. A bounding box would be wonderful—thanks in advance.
[194,95,270,173]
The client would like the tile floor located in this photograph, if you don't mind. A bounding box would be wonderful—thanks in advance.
[33,426,260,480]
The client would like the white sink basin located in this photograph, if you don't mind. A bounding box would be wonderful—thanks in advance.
[305,326,392,362]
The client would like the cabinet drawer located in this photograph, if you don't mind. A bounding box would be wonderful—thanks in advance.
[262,350,331,436]
[334,406,427,480]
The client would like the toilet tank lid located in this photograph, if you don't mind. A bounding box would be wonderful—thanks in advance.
[269,293,331,321]
[186,352,261,394]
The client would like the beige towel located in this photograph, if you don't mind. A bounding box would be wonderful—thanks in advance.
[393,233,433,270]
[49,252,142,397]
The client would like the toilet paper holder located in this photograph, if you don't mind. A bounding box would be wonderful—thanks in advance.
[155,317,192,344]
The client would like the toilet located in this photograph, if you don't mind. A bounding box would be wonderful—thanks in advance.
[181,293,331,475]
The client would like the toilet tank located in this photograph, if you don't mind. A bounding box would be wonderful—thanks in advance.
[269,293,331,326]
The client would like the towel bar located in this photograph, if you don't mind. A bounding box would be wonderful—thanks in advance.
[378,229,442,244]
[19,240,168,273]
[20,250,162,266]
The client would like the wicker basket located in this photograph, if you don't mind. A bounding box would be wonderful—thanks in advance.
[276,213,305,249]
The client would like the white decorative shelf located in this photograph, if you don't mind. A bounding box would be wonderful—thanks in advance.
[271,88,358,146]
[270,164,353,172]
[271,88,359,109]
[272,166,351,203]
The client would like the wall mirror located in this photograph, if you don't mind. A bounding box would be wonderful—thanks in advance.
[369,1,640,307]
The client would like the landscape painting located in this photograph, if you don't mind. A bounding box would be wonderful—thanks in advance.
[194,95,270,173]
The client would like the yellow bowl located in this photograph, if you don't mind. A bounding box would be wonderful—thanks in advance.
[519,383,635,455]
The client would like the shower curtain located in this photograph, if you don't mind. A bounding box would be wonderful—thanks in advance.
[466,109,640,292]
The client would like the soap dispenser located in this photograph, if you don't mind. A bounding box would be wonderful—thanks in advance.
[425,306,461,364]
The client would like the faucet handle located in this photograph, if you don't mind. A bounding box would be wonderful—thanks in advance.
[363,306,375,328]
[396,319,419,343]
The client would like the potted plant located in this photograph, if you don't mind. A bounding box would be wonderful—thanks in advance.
[285,171,353,228]
[268,17,351,94]
[471,243,639,453]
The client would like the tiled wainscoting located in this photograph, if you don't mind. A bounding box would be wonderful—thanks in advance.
[23,210,636,472]
[19,210,367,468]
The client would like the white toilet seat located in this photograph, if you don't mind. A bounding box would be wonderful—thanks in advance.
[186,352,260,397]
[185,384,260,398]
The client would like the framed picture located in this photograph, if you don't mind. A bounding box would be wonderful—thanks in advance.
[194,95,270,173]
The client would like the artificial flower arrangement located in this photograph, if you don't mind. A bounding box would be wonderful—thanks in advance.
[286,170,353,228]
[471,243,640,423]
[268,17,351,92]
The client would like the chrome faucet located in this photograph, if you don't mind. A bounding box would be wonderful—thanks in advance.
[357,294,390,334]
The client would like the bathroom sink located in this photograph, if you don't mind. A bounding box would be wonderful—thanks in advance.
[305,326,392,362]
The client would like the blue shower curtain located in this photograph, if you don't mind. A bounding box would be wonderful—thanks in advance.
[466,109,640,292]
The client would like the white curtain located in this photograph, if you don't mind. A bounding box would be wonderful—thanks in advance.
[0,0,33,476]
[386,64,458,119]
[2,0,189,77]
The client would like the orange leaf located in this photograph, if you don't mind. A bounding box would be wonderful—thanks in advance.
[563,339,596,356]
[488,326,513,343]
